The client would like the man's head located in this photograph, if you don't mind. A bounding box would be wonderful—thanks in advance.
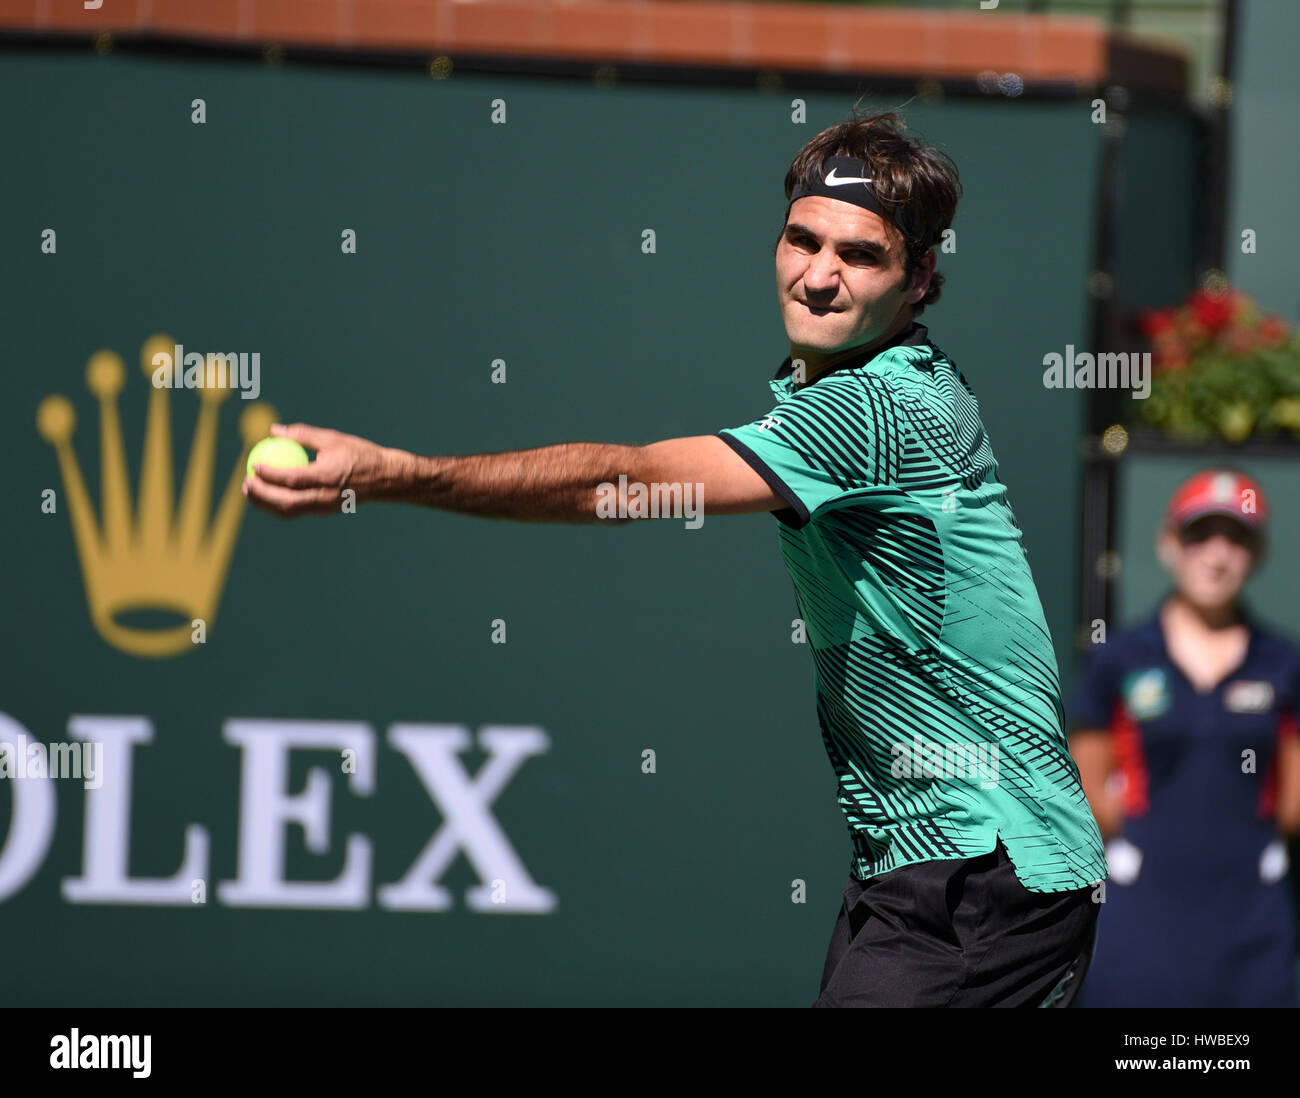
[1156,469,1268,612]
[775,111,961,369]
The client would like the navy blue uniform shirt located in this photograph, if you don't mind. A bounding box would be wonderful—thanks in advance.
[1068,607,1300,1006]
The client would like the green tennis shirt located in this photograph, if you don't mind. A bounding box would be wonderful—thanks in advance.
[716,322,1107,893]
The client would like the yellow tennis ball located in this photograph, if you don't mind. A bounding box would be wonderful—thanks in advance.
[247,437,311,478]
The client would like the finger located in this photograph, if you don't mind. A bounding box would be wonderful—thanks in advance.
[252,457,336,489]
[243,475,339,517]
[270,422,338,451]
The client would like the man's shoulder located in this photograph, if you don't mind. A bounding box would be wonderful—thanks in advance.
[1080,615,1162,672]
[851,337,963,405]
[1246,619,1300,675]
[787,369,879,404]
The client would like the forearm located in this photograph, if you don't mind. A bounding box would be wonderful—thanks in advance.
[1274,742,1300,837]
[1080,770,1125,840]
[1087,790,1124,841]
[1276,790,1300,838]
[1071,733,1123,840]
[401,442,642,523]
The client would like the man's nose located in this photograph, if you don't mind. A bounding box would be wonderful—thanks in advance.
[802,255,840,293]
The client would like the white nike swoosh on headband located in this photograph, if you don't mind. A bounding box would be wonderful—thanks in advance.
[823,168,873,186]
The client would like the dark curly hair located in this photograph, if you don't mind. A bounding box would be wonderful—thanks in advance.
[777,110,962,316]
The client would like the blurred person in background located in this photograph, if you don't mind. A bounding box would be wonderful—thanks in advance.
[1069,468,1300,1007]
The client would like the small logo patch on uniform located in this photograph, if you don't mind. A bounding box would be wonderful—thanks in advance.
[1224,680,1274,713]
[1122,668,1170,721]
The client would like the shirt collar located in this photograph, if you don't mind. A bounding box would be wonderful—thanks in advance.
[773,322,931,387]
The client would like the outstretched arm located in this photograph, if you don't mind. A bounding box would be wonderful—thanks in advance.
[243,423,786,522]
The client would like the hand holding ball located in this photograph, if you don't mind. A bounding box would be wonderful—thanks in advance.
[247,437,311,478]
[242,423,373,517]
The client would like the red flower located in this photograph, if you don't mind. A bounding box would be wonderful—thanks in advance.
[1189,289,1234,333]
[1139,308,1176,338]
[1223,327,1256,355]
[1178,312,1209,344]
[1153,336,1189,371]
[1256,314,1291,348]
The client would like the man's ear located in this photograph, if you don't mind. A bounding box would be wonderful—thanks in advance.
[1156,529,1179,572]
[906,249,937,305]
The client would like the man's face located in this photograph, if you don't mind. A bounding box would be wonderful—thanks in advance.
[1158,515,1260,611]
[775,196,928,362]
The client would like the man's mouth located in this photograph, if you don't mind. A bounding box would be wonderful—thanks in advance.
[801,301,838,315]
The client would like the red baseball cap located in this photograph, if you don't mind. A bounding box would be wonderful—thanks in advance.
[1166,468,1268,533]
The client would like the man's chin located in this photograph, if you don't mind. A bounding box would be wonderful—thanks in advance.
[1185,588,1242,613]
[786,325,848,355]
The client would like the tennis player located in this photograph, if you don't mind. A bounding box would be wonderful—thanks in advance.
[245,110,1108,1007]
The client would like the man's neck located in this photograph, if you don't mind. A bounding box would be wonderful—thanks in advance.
[794,311,915,384]
[1162,594,1244,634]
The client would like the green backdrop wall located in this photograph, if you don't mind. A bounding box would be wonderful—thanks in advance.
[1227,0,1300,323]
[0,47,1193,1005]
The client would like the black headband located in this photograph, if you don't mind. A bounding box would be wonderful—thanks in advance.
[787,156,918,245]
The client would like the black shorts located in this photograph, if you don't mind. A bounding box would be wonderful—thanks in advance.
[813,838,1098,1007]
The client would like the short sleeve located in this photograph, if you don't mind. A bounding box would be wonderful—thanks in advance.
[714,375,898,528]
[1068,642,1122,732]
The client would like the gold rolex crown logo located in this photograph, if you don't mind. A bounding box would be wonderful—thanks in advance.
[37,335,277,658]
